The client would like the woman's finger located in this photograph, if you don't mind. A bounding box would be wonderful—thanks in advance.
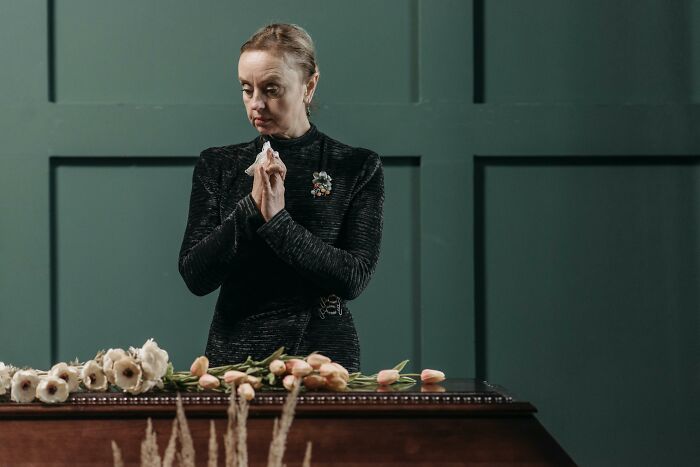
[271,172,285,191]
[260,164,272,192]
[267,162,286,181]
[258,164,265,188]
[266,165,284,177]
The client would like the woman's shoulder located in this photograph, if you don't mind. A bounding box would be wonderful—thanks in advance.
[322,133,381,169]
[195,138,260,178]
[199,139,258,163]
[320,133,382,196]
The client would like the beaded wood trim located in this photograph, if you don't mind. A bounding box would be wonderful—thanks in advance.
[65,392,513,406]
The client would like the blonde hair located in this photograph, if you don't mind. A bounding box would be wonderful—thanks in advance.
[241,23,318,81]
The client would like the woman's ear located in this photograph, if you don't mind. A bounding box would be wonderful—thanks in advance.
[305,71,320,103]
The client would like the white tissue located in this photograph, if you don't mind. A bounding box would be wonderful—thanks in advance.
[245,141,279,177]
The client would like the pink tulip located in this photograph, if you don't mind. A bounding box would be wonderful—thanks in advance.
[268,359,286,376]
[284,358,306,374]
[189,356,209,377]
[303,374,326,390]
[283,374,300,391]
[246,375,262,389]
[198,374,220,389]
[421,383,446,393]
[376,385,395,393]
[306,352,331,369]
[318,362,339,378]
[237,382,255,401]
[331,362,350,381]
[420,369,446,384]
[291,360,313,377]
[223,370,247,386]
[325,374,347,391]
[376,369,399,386]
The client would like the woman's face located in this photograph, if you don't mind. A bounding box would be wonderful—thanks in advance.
[238,50,314,139]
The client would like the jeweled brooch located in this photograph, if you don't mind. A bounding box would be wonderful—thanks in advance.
[311,171,332,197]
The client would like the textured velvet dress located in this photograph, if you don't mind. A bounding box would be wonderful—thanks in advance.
[178,123,384,372]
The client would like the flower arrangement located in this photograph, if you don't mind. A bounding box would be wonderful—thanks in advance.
[0,338,446,404]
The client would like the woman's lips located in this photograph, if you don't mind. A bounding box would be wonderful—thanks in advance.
[254,118,270,125]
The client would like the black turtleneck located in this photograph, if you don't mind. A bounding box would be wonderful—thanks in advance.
[178,123,384,372]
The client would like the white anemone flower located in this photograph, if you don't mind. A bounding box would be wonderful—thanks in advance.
[0,362,12,396]
[81,360,108,391]
[113,357,143,393]
[36,376,70,403]
[129,378,160,395]
[49,362,81,393]
[11,370,40,403]
[138,338,169,381]
[103,348,127,385]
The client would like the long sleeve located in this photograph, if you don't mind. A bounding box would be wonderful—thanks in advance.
[256,152,384,300]
[178,149,264,296]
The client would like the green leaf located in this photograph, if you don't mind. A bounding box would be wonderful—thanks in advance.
[392,359,410,373]
[258,346,286,367]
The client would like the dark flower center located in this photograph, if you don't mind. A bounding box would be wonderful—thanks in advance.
[123,368,134,378]
[48,385,57,395]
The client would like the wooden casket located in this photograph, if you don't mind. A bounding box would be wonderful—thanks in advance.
[0,379,575,466]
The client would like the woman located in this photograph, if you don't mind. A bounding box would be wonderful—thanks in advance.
[178,23,384,373]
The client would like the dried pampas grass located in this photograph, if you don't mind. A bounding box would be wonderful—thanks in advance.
[236,396,250,467]
[140,418,162,467]
[176,393,196,467]
[302,441,312,467]
[267,376,302,467]
[112,385,311,466]
[225,389,237,467]
[208,420,218,467]
[111,440,124,467]
[162,417,178,467]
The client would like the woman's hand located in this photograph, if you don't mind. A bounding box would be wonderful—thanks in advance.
[259,163,285,221]
[252,148,286,211]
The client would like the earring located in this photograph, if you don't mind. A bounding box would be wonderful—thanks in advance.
[304,91,312,117]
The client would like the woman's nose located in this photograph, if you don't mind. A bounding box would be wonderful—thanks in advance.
[250,91,266,110]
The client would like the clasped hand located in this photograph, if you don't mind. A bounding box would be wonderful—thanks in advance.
[252,148,287,222]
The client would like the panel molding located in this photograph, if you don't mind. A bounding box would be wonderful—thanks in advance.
[473,154,700,380]
[48,155,196,363]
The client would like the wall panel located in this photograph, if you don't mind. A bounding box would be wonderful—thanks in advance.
[476,156,700,465]
[0,0,47,103]
[483,0,691,103]
[54,0,419,104]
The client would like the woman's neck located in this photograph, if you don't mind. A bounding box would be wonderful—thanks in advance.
[271,119,311,139]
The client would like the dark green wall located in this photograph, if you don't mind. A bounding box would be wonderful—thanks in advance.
[1,1,698,465]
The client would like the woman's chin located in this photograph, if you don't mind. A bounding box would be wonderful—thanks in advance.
[255,126,276,136]
[253,119,274,132]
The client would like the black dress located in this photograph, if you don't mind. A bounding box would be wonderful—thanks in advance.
[178,123,384,372]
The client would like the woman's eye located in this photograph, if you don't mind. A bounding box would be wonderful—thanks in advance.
[241,88,253,96]
[266,87,281,97]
